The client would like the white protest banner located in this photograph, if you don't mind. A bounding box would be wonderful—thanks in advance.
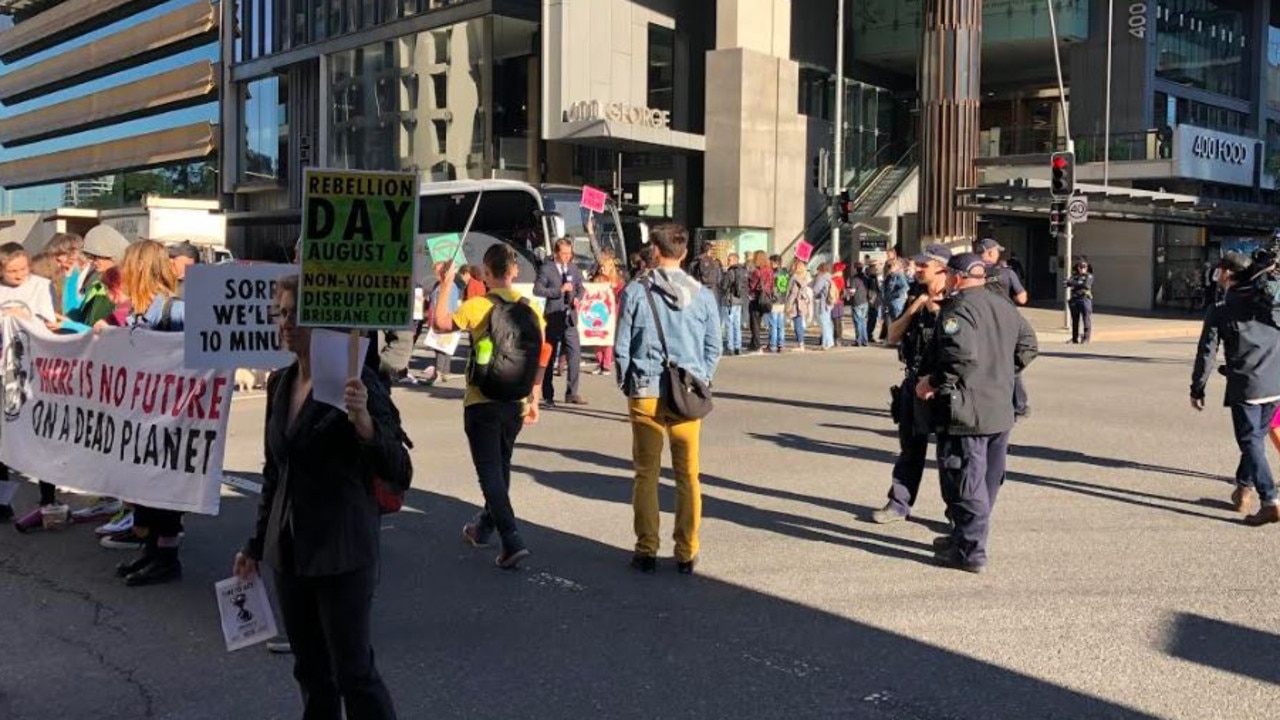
[0,318,233,515]
[215,575,279,652]
[185,263,294,371]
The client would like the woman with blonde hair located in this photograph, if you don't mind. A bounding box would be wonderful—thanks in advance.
[784,259,813,351]
[593,251,624,374]
[105,239,187,585]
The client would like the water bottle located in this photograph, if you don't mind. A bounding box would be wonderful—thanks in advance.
[476,336,494,365]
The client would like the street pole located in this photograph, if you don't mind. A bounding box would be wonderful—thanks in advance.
[1104,0,1113,188]
[1047,0,1073,329]
[832,0,845,265]
[1064,138,1075,329]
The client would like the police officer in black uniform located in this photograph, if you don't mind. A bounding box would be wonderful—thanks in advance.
[975,238,1032,417]
[872,244,952,524]
[1065,258,1094,344]
[916,254,1038,573]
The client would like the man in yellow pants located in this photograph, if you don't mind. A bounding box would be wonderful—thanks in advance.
[614,225,722,574]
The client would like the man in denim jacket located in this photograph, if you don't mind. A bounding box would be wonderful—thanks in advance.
[614,224,722,575]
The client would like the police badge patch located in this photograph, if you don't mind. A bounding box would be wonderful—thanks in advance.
[942,318,961,335]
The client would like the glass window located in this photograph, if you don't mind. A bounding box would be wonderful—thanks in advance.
[240,76,289,186]
[647,24,675,114]
[327,17,489,179]
[1155,0,1250,99]
[493,16,537,174]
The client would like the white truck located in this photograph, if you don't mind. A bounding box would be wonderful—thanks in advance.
[98,196,233,262]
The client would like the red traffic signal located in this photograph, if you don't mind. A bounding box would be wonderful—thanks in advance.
[1050,151,1075,198]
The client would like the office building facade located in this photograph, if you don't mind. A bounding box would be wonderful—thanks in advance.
[0,0,220,215]
[223,0,1280,310]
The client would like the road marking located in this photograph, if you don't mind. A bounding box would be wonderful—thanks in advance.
[527,571,586,592]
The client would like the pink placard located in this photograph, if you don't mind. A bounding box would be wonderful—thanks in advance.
[795,240,814,262]
[580,185,607,214]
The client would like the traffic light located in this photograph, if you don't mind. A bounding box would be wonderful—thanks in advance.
[836,189,853,224]
[1048,199,1067,238]
[1050,151,1075,198]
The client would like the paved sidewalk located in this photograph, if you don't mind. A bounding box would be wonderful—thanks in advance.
[1022,306,1202,343]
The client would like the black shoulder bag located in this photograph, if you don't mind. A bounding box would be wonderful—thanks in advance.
[642,283,713,421]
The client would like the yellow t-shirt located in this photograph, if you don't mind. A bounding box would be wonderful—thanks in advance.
[452,287,547,407]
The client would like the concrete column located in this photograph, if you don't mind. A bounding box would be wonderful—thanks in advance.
[705,0,803,250]
[917,0,981,245]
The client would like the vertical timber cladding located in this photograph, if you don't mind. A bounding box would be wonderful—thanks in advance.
[298,169,419,330]
[918,0,982,246]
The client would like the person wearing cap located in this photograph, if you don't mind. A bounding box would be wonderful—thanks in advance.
[167,241,201,298]
[975,238,1028,306]
[976,237,1032,418]
[871,243,952,524]
[1190,252,1280,526]
[68,225,131,328]
[916,253,1038,572]
[1065,258,1094,344]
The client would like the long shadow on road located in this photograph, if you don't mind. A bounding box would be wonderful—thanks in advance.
[823,422,1225,483]
[0,481,1165,720]
[749,432,1236,525]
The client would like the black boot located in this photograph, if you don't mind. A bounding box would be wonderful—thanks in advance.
[117,533,157,578]
[124,546,182,587]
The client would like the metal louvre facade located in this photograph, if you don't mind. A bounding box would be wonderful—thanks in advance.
[0,61,217,146]
[0,0,218,105]
[0,0,220,194]
[0,122,217,188]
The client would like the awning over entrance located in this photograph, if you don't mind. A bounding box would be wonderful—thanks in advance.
[0,61,217,146]
[0,0,217,105]
[957,180,1280,234]
[0,122,216,189]
[555,119,706,154]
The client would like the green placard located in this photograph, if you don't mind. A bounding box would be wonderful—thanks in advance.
[299,168,419,329]
[425,232,462,263]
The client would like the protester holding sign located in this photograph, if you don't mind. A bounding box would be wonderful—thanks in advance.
[234,274,410,719]
[433,244,551,569]
[111,240,189,586]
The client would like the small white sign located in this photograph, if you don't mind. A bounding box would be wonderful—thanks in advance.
[215,575,278,652]
[424,328,461,355]
[1067,197,1089,224]
[185,263,295,371]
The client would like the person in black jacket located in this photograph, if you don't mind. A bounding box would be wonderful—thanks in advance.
[1191,252,1280,526]
[916,254,1038,573]
[534,238,587,406]
[1065,259,1094,344]
[234,274,411,720]
[872,244,951,524]
[718,253,748,355]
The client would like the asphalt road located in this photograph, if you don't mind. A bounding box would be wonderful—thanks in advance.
[2,336,1278,719]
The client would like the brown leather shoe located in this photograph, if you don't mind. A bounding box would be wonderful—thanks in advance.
[1231,485,1258,513]
[1243,503,1280,527]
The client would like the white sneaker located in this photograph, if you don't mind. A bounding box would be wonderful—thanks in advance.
[73,497,123,522]
[94,507,134,536]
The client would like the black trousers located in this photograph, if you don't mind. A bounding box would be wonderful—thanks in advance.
[887,384,931,517]
[1070,299,1093,343]
[749,305,765,349]
[542,312,581,401]
[464,401,526,553]
[937,431,1010,566]
[274,564,396,720]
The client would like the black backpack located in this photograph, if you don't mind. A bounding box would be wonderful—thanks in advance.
[468,294,543,402]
